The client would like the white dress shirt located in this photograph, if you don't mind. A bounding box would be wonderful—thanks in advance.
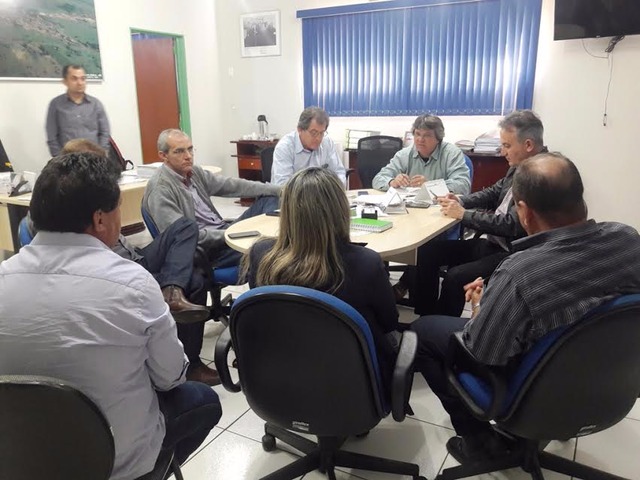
[272,130,346,186]
[0,231,188,480]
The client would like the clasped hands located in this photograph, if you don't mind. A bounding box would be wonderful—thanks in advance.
[389,173,425,188]
[436,193,465,219]
[464,277,484,316]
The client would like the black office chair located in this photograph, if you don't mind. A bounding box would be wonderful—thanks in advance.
[438,294,640,480]
[214,285,425,480]
[140,207,236,325]
[260,146,275,183]
[356,135,403,188]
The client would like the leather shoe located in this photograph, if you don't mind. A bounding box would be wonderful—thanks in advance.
[392,281,408,302]
[186,363,221,386]
[446,432,514,465]
[162,285,210,324]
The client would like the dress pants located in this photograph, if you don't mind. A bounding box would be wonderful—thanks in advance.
[413,238,509,316]
[410,315,492,436]
[156,381,222,465]
[136,217,209,369]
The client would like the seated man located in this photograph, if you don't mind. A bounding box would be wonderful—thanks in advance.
[25,138,216,385]
[409,110,544,315]
[271,106,346,186]
[0,153,222,479]
[372,114,470,194]
[143,128,281,267]
[410,152,640,464]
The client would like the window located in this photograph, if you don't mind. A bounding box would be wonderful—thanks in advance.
[297,0,542,116]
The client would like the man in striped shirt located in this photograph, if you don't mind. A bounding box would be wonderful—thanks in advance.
[411,152,640,464]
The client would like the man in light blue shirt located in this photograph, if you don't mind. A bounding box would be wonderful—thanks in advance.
[372,114,470,194]
[272,106,346,186]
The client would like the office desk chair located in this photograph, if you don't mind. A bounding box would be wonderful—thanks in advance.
[260,146,275,183]
[214,285,425,480]
[17,216,32,248]
[356,135,403,189]
[439,293,640,480]
[0,375,182,480]
[140,207,236,325]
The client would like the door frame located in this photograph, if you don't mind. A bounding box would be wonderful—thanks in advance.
[130,29,192,136]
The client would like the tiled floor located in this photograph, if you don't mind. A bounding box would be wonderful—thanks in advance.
[175,197,640,479]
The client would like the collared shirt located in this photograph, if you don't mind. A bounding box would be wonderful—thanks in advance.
[463,220,640,367]
[163,166,226,229]
[45,93,111,156]
[485,187,514,251]
[0,232,188,480]
[272,130,346,186]
[371,142,470,194]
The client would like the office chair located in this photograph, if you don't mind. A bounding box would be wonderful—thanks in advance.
[17,216,32,248]
[140,207,236,324]
[356,135,403,188]
[260,146,275,183]
[214,285,426,480]
[438,293,640,480]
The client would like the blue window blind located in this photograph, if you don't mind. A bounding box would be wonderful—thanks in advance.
[297,0,542,116]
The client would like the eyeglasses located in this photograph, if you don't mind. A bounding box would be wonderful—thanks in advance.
[170,146,195,156]
[306,129,328,139]
[413,132,436,141]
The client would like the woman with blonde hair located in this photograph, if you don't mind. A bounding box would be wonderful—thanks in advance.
[245,167,399,396]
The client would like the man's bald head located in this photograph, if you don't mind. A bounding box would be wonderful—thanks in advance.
[512,152,587,228]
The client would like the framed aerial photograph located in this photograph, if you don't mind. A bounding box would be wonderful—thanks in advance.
[240,11,281,58]
[0,0,103,80]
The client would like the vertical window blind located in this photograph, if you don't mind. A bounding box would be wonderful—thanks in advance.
[297,0,542,116]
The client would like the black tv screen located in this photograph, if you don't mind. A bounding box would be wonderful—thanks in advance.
[555,0,640,40]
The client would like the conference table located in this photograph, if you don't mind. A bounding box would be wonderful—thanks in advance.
[225,190,459,265]
[0,164,222,253]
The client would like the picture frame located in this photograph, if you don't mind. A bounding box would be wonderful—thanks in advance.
[240,11,281,58]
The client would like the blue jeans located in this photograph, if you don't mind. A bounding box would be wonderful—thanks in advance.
[157,381,222,464]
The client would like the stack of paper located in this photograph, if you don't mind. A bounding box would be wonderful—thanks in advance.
[135,162,163,178]
[474,130,501,154]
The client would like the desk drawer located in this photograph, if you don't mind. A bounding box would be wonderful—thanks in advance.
[238,157,262,170]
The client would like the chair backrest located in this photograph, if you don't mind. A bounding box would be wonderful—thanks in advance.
[499,294,640,439]
[357,135,403,188]
[0,375,115,480]
[229,285,386,437]
[260,146,275,183]
[463,154,473,181]
[18,216,33,247]
[141,206,160,238]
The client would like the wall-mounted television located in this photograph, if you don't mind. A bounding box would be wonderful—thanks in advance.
[555,0,640,40]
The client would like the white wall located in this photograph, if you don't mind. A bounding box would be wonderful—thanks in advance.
[214,0,640,229]
[0,0,223,174]
[1,0,638,229]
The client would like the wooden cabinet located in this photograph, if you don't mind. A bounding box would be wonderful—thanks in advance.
[231,139,278,182]
[466,152,509,193]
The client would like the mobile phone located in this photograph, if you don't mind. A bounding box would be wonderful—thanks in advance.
[265,209,280,217]
[228,230,260,239]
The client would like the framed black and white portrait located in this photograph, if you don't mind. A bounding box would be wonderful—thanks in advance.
[240,11,281,58]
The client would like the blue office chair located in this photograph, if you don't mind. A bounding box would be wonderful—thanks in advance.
[438,294,640,480]
[140,207,237,324]
[0,375,182,480]
[214,285,425,480]
[17,216,32,247]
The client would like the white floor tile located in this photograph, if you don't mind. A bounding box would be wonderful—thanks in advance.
[438,439,575,479]
[625,398,640,421]
[575,417,640,479]
[210,384,250,429]
[179,430,306,480]
[337,415,452,479]
[227,407,268,442]
[199,320,227,362]
[407,374,454,430]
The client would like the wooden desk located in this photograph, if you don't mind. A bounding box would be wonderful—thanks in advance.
[225,192,458,265]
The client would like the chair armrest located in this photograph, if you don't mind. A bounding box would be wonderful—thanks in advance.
[213,328,241,392]
[391,330,417,421]
[445,332,507,420]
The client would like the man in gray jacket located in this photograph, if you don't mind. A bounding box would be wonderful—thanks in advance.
[411,110,545,316]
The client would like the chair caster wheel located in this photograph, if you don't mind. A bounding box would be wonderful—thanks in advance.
[414,476,427,480]
[262,434,276,452]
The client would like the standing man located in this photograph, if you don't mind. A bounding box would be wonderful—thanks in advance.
[46,64,110,157]
[410,153,640,463]
[372,114,470,194]
[272,106,346,186]
[0,153,222,479]
[408,110,544,316]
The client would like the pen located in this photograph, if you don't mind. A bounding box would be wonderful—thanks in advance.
[428,189,438,201]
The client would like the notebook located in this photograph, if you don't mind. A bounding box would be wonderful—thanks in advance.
[350,218,393,233]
